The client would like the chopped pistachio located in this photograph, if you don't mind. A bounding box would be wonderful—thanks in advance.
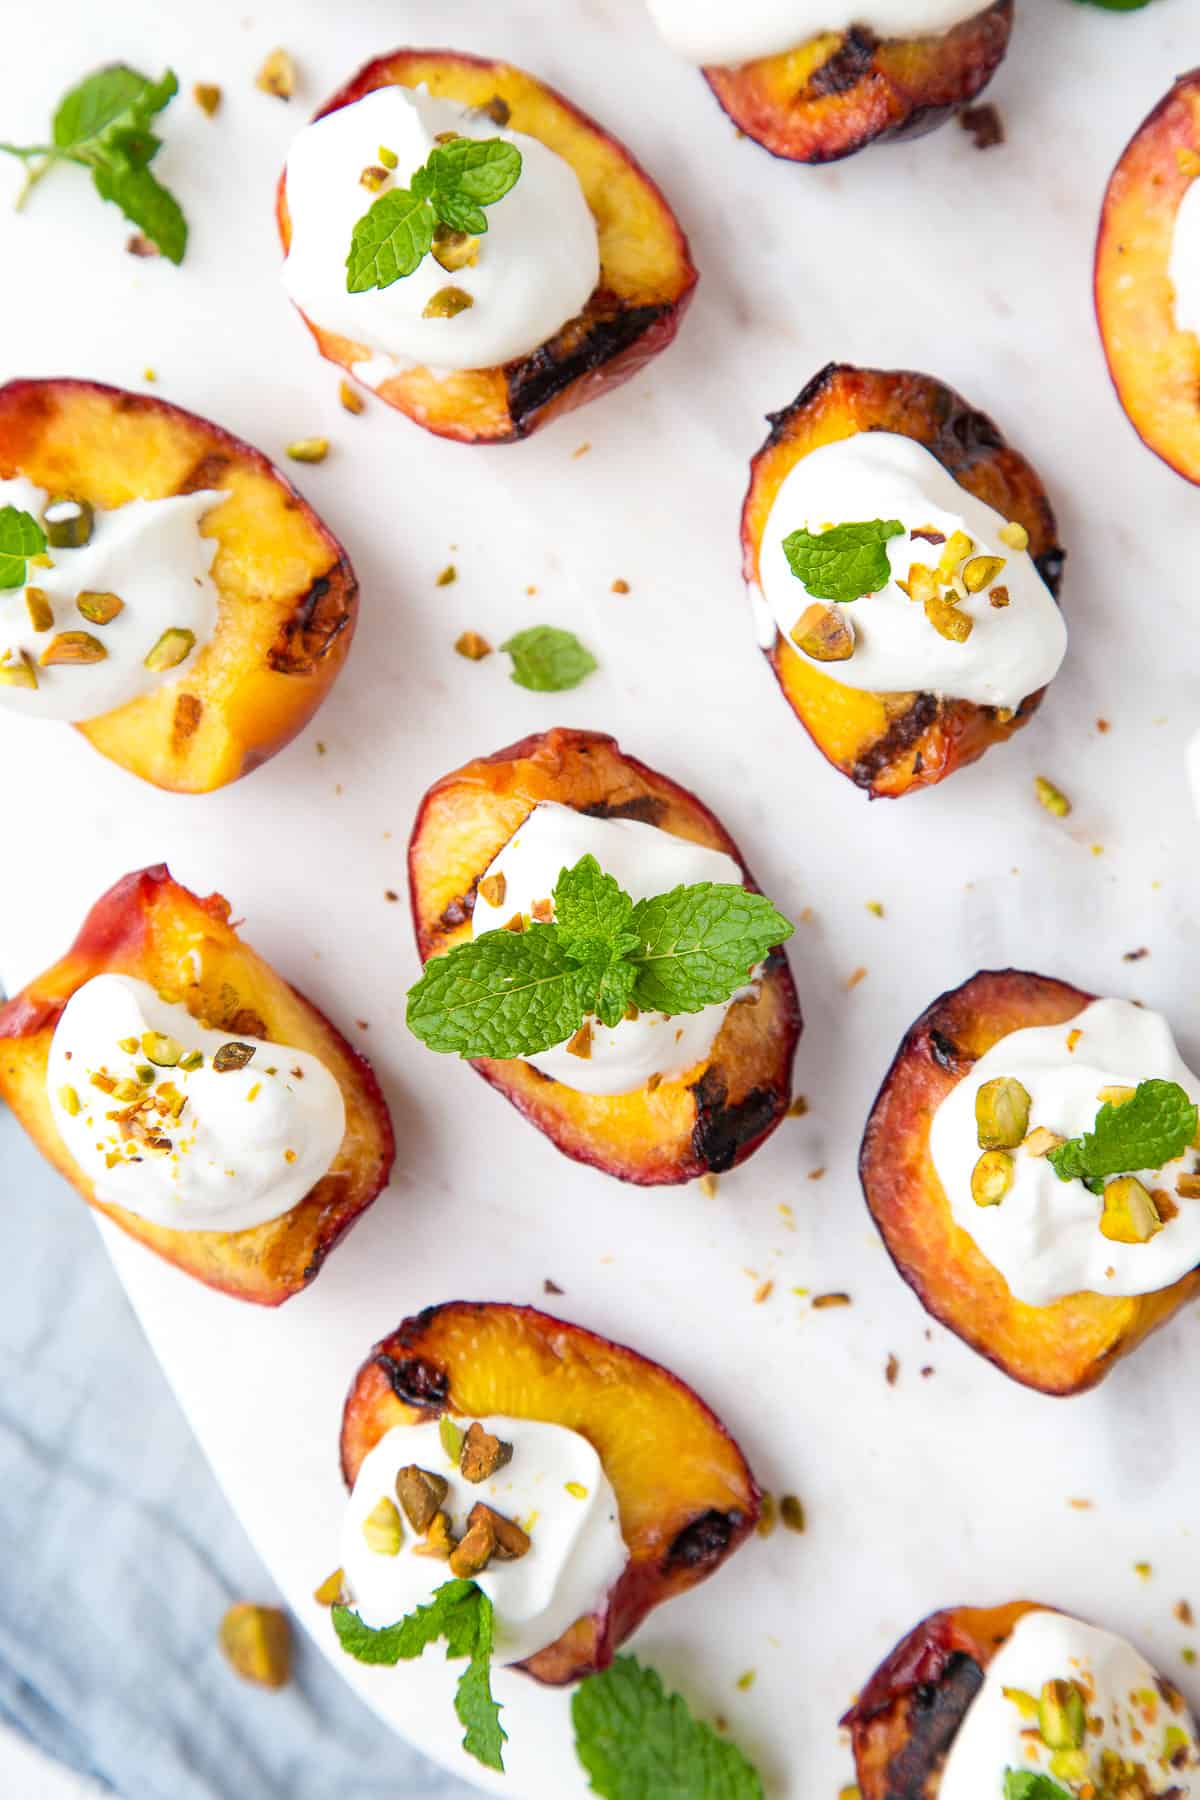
[285,437,329,464]
[439,1415,465,1463]
[756,1493,777,1538]
[213,1041,256,1073]
[436,564,457,587]
[58,1084,81,1116]
[25,587,53,632]
[468,1502,531,1561]
[76,590,125,626]
[1100,1176,1163,1245]
[136,1064,155,1085]
[0,650,37,688]
[936,530,974,580]
[432,225,480,272]
[41,496,94,549]
[40,631,108,666]
[1097,1084,1136,1107]
[975,1076,1032,1149]
[178,1050,204,1073]
[564,1481,588,1500]
[255,48,296,100]
[924,594,973,643]
[697,1172,719,1197]
[1034,775,1071,818]
[218,1603,291,1688]
[962,554,1006,593]
[791,601,854,663]
[461,1420,514,1484]
[779,1495,806,1533]
[142,1032,183,1068]
[193,82,222,116]
[1177,1172,1200,1199]
[1039,1679,1086,1751]
[413,1510,456,1560]
[377,144,398,169]
[312,1567,344,1607]
[454,630,492,661]
[989,585,1010,609]
[1023,1126,1065,1158]
[972,1149,1014,1207]
[1048,1749,1088,1785]
[449,1512,497,1579]
[1002,1687,1039,1721]
[396,1464,450,1534]
[899,562,939,607]
[566,1021,593,1060]
[422,285,475,320]
[477,872,507,909]
[361,1495,404,1556]
[338,380,365,415]
[359,164,389,192]
[144,627,196,672]
[117,1037,139,1054]
[998,519,1029,551]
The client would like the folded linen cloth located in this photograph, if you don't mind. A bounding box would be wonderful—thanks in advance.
[0,1105,473,1800]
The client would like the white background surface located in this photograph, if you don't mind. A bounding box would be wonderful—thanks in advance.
[2,1,1200,1794]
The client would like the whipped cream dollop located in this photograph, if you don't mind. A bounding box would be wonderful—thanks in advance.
[752,432,1066,710]
[929,998,1200,1308]
[645,0,985,67]
[940,1609,1200,1799]
[1169,173,1200,342]
[47,975,345,1233]
[470,801,754,1097]
[282,86,600,378]
[341,1416,629,1666]
[0,479,221,723]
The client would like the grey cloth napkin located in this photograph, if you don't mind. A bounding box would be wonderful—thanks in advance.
[0,1104,475,1800]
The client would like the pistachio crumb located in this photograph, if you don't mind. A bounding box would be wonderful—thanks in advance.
[756,1493,777,1538]
[286,437,329,465]
[846,967,867,990]
[865,901,884,918]
[219,1604,291,1688]
[998,520,1029,551]
[787,1095,809,1118]
[812,1292,851,1310]
[698,1172,719,1198]
[611,578,630,594]
[436,564,458,587]
[564,1481,588,1500]
[885,1355,900,1386]
[1134,1561,1153,1580]
[256,48,296,100]
[338,380,365,414]
[193,82,222,116]
[736,1670,756,1692]
[565,1021,593,1060]
[454,630,492,661]
[779,1495,806,1533]
[752,1278,774,1305]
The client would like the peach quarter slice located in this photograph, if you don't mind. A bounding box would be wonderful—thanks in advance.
[0,378,358,792]
[1096,69,1200,486]
[742,363,1065,799]
[340,1300,760,1683]
[407,727,802,1185]
[859,969,1200,1395]
[703,3,1012,165]
[0,866,394,1305]
[277,50,697,443]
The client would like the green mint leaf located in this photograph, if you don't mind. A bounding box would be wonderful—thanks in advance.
[781,518,904,603]
[628,884,793,1016]
[501,626,598,693]
[1003,1772,1073,1800]
[406,923,589,1059]
[1047,1079,1198,1186]
[566,938,640,1032]
[52,66,176,161]
[1072,0,1154,10]
[454,1588,506,1772]
[573,1655,763,1799]
[91,160,186,263]
[426,137,522,235]
[0,507,47,589]
[346,187,436,293]
[553,856,635,944]
[332,1580,479,1665]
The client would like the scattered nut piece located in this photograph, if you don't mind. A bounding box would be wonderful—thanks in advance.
[468,1502,531,1561]
[960,102,1004,149]
[436,564,458,587]
[976,1077,1032,1149]
[1133,1561,1153,1581]
[362,1495,404,1556]
[787,1095,809,1119]
[779,1495,806,1533]
[543,1278,564,1295]
[962,554,1006,593]
[865,901,884,918]
[24,588,52,633]
[1123,947,1149,963]
[219,1604,291,1688]
[312,1568,344,1607]
[338,380,365,414]
[439,1416,465,1463]
[1034,775,1071,818]
[698,1172,719,1198]
[989,585,1010,609]
[885,1354,900,1386]
[1099,1176,1162,1245]
[76,590,124,626]
[752,1278,774,1305]
[1039,1678,1085,1751]
[126,233,159,258]
[846,967,867,990]
[41,631,107,666]
[423,285,474,320]
[972,1149,1014,1207]
[413,1511,457,1560]
[791,601,854,662]
[1177,1173,1200,1199]
[565,1021,593,1060]
[611,578,630,594]
[1177,1601,1195,1627]
[213,1042,256,1073]
[531,897,553,923]
[736,1669,756,1692]
[144,627,195,672]
[395,1464,450,1534]
[360,164,390,192]
[925,593,973,643]
[256,48,296,100]
[286,437,329,464]
[756,1493,777,1538]
[1023,1126,1065,1158]
[998,520,1029,551]
[477,872,507,908]
[461,1420,514,1484]
[455,630,492,660]
[1097,1084,1135,1106]
[812,1292,851,1310]
[449,1512,497,1579]
[193,82,222,116]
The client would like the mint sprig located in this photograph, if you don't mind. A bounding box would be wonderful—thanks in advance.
[501,625,598,693]
[1003,1772,1072,1800]
[406,854,793,1061]
[0,66,186,261]
[1047,1078,1197,1189]
[346,136,521,293]
[333,1580,505,1772]
[1072,0,1154,10]
[0,507,47,589]
[782,518,904,603]
[572,1655,763,1799]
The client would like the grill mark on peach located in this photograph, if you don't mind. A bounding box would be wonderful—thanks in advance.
[177,450,233,495]
[877,1652,984,1800]
[579,793,668,826]
[663,1507,740,1572]
[268,565,356,675]
[691,1063,782,1173]
[377,1350,450,1410]
[506,300,671,435]
[807,28,879,99]
[850,693,939,792]
[927,1028,972,1075]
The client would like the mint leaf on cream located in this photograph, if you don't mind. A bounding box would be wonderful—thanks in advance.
[628,884,793,1016]
[346,135,521,292]
[334,1582,505,1771]
[0,507,47,589]
[1003,1772,1072,1800]
[405,923,595,1060]
[1047,1079,1198,1187]
[782,518,904,603]
[573,1654,763,1799]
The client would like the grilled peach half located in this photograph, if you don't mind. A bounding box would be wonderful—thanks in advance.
[743,363,1065,799]
[277,51,697,443]
[408,727,801,1184]
[859,970,1200,1395]
[0,379,357,792]
[703,3,1011,165]
[1096,70,1200,486]
[844,1601,1043,1797]
[340,1300,760,1683]
[0,865,394,1305]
